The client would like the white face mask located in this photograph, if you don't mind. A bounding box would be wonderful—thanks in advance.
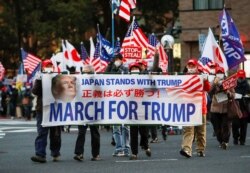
[131,70,140,73]
[187,68,197,74]
[216,74,224,79]
[114,61,122,67]
[44,68,53,72]
[210,69,215,74]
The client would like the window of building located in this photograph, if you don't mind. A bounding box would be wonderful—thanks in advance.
[194,0,224,10]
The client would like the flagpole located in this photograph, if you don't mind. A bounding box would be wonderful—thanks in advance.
[111,0,115,58]
[97,24,102,70]
[130,16,135,45]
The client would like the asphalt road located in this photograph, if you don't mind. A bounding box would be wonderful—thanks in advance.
[0,119,250,173]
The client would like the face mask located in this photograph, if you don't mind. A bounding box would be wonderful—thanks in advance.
[44,68,53,72]
[216,74,224,79]
[131,70,140,73]
[187,68,196,74]
[114,61,122,67]
[210,69,215,75]
[21,87,25,91]
[26,86,30,89]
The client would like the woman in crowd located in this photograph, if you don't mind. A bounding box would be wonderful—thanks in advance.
[210,67,234,150]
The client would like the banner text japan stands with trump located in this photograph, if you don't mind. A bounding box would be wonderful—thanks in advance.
[42,74,204,126]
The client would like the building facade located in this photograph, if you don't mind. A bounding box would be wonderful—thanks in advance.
[179,0,250,75]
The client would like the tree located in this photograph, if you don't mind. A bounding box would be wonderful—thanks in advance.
[0,0,179,76]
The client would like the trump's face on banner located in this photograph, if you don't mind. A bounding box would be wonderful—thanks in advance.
[51,75,77,102]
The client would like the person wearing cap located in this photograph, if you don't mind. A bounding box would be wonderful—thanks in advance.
[232,70,250,145]
[210,66,234,150]
[105,54,130,157]
[73,65,101,161]
[42,59,54,72]
[180,58,211,158]
[31,60,61,163]
[128,62,151,160]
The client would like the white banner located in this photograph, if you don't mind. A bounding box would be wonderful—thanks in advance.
[42,74,203,126]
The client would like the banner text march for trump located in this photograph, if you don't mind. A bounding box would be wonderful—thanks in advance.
[42,74,203,126]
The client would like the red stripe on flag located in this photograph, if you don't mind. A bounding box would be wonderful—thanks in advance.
[119,0,136,22]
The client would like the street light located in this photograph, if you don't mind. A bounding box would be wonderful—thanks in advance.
[161,35,175,73]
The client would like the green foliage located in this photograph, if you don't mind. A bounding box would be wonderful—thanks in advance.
[0,0,179,72]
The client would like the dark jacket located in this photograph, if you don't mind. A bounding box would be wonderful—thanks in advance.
[235,79,250,96]
[235,79,250,112]
[31,79,42,113]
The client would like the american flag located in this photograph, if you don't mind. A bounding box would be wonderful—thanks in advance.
[80,42,90,65]
[121,20,154,57]
[93,33,119,72]
[93,40,102,72]
[198,56,214,73]
[21,49,41,75]
[148,34,168,61]
[119,0,136,22]
[0,61,5,81]
[148,34,168,72]
[27,62,41,83]
[166,75,203,102]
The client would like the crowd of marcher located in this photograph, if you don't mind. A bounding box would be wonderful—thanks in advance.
[0,81,35,121]
[1,52,249,163]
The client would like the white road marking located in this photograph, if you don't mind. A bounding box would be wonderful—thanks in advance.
[0,130,6,138]
[240,156,250,158]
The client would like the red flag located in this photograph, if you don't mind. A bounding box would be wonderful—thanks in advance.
[119,0,136,22]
